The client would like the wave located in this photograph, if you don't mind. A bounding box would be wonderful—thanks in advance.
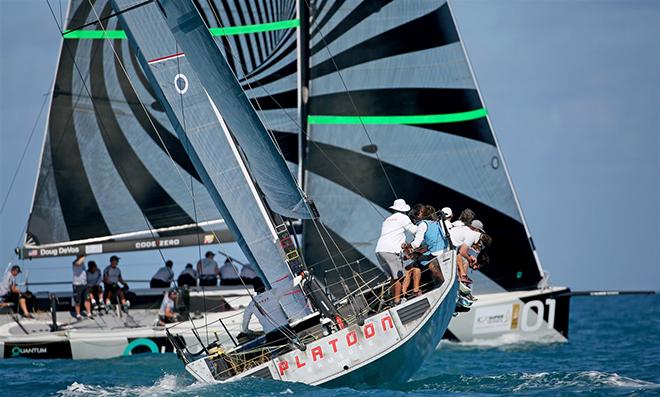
[438,332,566,350]
[404,370,659,394]
[56,374,207,397]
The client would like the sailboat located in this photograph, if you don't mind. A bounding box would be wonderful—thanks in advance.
[4,0,570,363]
[109,0,460,385]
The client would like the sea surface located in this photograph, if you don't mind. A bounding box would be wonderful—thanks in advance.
[3,295,659,397]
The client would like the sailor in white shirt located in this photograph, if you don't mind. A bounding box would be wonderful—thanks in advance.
[375,199,417,305]
[150,260,175,288]
[197,251,219,287]
[72,255,92,320]
[219,258,241,286]
[0,265,32,318]
[177,263,198,287]
[158,289,179,324]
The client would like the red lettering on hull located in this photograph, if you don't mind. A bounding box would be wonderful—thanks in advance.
[295,355,306,368]
[278,360,289,375]
[364,323,375,338]
[381,315,394,331]
[328,338,339,352]
[311,346,324,362]
[346,331,358,347]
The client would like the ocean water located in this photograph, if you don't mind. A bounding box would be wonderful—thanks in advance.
[3,295,659,397]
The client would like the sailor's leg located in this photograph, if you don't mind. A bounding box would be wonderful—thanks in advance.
[401,269,412,297]
[18,296,30,317]
[392,279,402,304]
[412,268,422,295]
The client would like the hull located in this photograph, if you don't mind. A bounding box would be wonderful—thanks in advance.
[0,288,254,360]
[446,287,571,345]
[186,251,459,387]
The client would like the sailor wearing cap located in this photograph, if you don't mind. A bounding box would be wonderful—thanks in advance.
[103,255,129,310]
[375,199,418,305]
[158,288,179,325]
[0,265,33,318]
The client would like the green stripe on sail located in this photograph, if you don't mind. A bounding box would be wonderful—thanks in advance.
[307,108,488,125]
[209,19,299,36]
[63,30,127,39]
[63,19,299,39]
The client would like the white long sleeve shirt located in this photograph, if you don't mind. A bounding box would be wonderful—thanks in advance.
[410,222,428,249]
[375,212,417,253]
[449,225,481,247]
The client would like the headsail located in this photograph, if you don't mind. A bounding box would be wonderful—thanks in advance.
[21,0,224,259]
[157,0,311,221]
[112,0,309,319]
[302,0,544,292]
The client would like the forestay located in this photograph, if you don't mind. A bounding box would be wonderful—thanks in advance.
[112,0,309,320]
[302,0,545,293]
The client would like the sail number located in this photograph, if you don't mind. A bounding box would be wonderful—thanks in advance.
[520,299,556,332]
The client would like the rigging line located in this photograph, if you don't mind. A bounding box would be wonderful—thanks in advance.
[0,92,50,216]
[86,2,297,344]
[58,0,169,267]
[63,0,153,34]
[302,0,398,200]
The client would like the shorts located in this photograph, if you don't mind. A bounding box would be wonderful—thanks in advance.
[1,292,20,308]
[150,279,171,288]
[199,275,217,287]
[376,252,404,279]
[73,284,87,304]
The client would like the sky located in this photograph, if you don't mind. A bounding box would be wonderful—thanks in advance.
[0,0,658,292]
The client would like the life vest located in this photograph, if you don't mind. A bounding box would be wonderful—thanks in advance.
[422,220,447,253]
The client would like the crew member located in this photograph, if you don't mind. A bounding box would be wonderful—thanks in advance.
[103,256,129,310]
[177,263,198,287]
[150,260,175,288]
[0,265,33,318]
[158,289,179,325]
[86,261,103,310]
[219,258,241,286]
[72,255,92,320]
[375,199,417,305]
[197,251,219,287]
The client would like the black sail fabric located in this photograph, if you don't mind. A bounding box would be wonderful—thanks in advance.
[22,0,300,257]
[24,0,223,252]
[302,1,545,292]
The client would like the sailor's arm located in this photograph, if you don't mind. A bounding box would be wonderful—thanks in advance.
[410,222,428,249]
[458,243,477,264]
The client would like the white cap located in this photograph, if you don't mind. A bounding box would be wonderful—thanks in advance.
[389,199,411,213]
[471,220,485,233]
[441,207,453,218]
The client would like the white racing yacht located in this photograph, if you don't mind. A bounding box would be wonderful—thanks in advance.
[7,0,569,364]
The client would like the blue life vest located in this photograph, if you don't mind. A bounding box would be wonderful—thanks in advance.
[420,220,447,265]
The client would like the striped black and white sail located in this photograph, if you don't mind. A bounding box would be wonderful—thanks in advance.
[21,0,300,259]
[302,0,545,292]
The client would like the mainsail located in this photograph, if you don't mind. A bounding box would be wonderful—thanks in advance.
[112,0,309,319]
[302,0,545,292]
[21,0,225,259]
[19,0,301,259]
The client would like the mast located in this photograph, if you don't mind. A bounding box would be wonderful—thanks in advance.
[296,0,310,191]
